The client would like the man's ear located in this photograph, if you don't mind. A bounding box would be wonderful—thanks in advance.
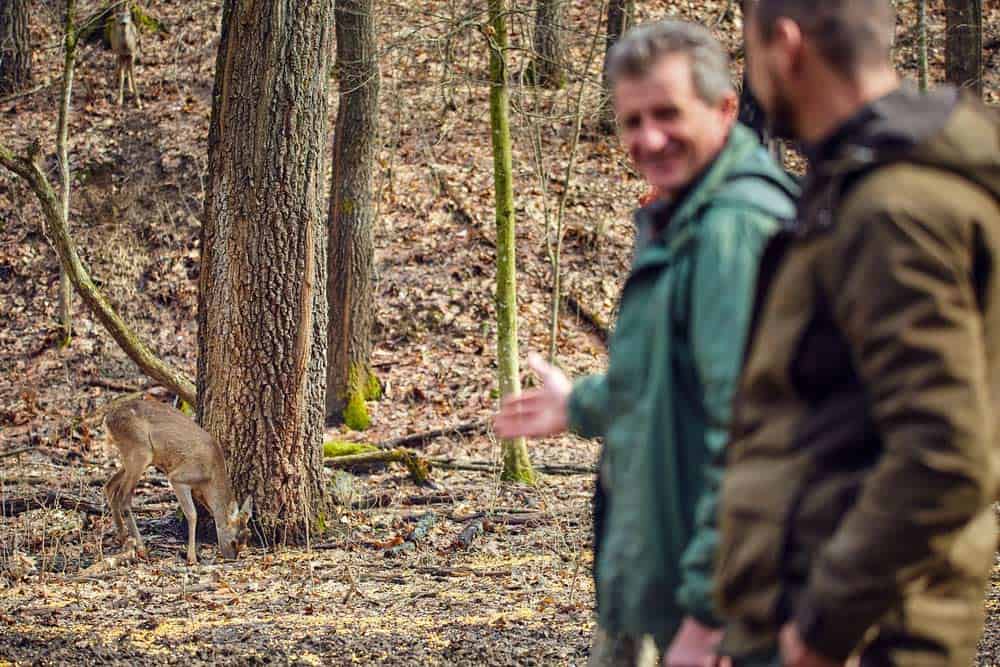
[720,92,738,123]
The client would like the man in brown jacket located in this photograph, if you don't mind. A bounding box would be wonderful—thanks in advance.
[715,1,1000,666]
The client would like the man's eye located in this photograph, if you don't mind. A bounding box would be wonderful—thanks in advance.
[653,107,678,121]
[621,115,641,130]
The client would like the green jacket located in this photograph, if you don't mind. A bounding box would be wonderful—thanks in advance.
[568,123,797,646]
[718,88,1000,665]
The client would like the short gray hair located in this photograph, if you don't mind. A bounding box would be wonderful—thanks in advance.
[606,20,734,105]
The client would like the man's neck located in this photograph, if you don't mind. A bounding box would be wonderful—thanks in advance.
[796,67,900,145]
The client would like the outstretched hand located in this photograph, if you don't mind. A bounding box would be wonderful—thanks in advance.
[493,353,572,439]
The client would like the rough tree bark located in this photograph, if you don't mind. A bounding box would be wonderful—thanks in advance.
[0,0,32,95]
[599,0,633,133]
[200,0,334,543]
[486,0,535,484]
[531,0,565,88]
[326,0,380,431]
[945,0,982,97]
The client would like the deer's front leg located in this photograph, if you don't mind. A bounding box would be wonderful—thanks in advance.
[116,61,126,106]
[171,481,199,565]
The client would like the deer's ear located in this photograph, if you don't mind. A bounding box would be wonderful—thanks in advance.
[240,497,253,517]
[227,500,239,522]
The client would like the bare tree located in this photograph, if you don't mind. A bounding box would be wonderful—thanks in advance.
[945,0,982,97]
[0,0,32,95]
[599,0,633,132]
[199,0,334,543]
[326,0,381,430]
[485,0,534,484]
[530,0,565,88]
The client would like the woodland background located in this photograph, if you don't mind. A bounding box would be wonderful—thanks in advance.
[0,0,998,664]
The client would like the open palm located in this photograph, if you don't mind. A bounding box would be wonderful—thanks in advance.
[493,353,572,438]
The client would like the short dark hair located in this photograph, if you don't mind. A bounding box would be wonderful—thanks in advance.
[749,0,895,77]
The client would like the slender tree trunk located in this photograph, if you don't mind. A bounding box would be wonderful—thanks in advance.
[945,0,982,97]
[918,0,929,92]
[200,0,333,544]
[599,0,632,133]
[56,0,75,346]
[0,0,32,95]
[326,0,380,430]
[486,0,534,485]
[531,0,564,89]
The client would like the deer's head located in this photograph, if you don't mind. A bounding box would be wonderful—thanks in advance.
[217,497,252,559]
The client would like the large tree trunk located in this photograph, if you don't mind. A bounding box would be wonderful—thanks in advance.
[487,0,535,485]
[326,0,380,430]
[199,0,333,543]
[945,0,982,97]
[599,0,633,133]
[0,0,32,95]
[531,0,564,89]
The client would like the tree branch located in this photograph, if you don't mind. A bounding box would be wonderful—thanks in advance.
[0,145,197,405]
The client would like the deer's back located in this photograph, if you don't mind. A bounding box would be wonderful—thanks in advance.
[106,399,223,476]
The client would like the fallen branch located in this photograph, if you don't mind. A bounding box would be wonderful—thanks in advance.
[375,420,489,450]
[0,79,57,106]
[1,491,104,516]
[0,446,36,460]
[452,518,483,549]
[0,142,197,405]
[385,511,437,557]
[325,447,430,484]
[429,457,595,476]
[0,492,171,517]
[563,291,611,346]
[349,491,464,510]
[84,377,149,393]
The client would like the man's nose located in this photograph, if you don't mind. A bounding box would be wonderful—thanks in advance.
[634,122,668,153]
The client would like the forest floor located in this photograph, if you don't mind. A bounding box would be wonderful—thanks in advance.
[1,0,999,665]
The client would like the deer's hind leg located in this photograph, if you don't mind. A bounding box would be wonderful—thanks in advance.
[104,467,127,543]
[118,447,153,557]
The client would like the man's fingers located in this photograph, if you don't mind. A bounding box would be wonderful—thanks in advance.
[527,352,558,382]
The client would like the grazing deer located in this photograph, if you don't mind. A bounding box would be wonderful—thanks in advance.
[104,399,252,565]
[108,5,141,108]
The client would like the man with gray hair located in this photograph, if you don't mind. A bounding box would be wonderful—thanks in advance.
[715,0,1000,665]
[493,19,797,666]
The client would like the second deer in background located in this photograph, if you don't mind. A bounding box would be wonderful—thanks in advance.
[108,5,140,108]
